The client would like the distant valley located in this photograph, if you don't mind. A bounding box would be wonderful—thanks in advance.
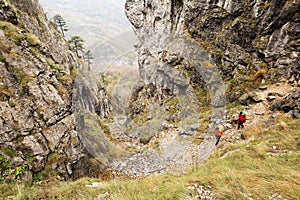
[39,0,137,72]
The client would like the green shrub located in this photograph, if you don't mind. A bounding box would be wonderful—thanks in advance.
[14,165,27,179]
[8,100,15,107]
[1,147,17,157]
[0,155,14,182]
[33,171,47,182]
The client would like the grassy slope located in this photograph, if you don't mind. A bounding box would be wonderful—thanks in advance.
[1,116,299,200]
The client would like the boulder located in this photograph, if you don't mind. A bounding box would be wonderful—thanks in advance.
[270,89,300,118]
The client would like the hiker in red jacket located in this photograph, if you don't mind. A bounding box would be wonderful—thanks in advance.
[237,111,246,130]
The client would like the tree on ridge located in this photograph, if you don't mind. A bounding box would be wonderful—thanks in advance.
[53,14,68,37]
[68,36,84,57]
[84,50,94,71]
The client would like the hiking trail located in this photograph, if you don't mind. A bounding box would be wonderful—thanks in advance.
[110,83,295,177]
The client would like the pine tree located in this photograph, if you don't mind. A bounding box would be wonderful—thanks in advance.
[53,14,68,36]
[68,36,84,57]
[84,50,94,70]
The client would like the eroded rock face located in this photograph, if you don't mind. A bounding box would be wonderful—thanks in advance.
[270,88,300,118]
[0,0,111,181]
[125,0,187,90]
[125,0,299,112]
[184,0,300,100]
[0,0,17,24]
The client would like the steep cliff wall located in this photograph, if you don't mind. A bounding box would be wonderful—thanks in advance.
[185,0,300,100]
[0,0,112,181]
[125,0,300,117]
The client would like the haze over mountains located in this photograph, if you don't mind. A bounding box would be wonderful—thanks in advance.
[39,0,137,71]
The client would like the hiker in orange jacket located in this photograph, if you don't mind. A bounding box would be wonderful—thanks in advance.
[215,124,224,146]
[237,111,247,130]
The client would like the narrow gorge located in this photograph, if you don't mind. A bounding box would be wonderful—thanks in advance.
[0,0,299,185]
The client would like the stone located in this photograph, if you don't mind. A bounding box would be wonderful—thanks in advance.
[232,113,239,121]
[140,137,152,145]
[259,85,268,90]
[251,92,264,102]
[85,182,104,188]
[239,91,265,105]
[267,96,277,101]
[178,128,194,136]
[241,134,246,140]
[190,123,201,131]
[224,123,233,129]
[268,193,284,200]
[147,115,153,120]
[271,89,300,118]
[97,192,110,199]
[161,121,170,128]
[22,135,48,156]
[271,113,277,118]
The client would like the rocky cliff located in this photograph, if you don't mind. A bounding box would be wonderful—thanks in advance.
[0,0,112,181]
[1,0,299,182]
[125,0,299,118]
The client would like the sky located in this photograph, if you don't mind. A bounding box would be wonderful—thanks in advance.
[39,0,131,33]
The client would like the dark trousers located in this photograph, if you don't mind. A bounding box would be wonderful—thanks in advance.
[237,120,244,130]
[215,135,221,146]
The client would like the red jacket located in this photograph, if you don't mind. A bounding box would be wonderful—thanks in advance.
[239,114,246,122]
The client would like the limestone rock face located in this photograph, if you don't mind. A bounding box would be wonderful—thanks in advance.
[0,0,111,181]
[125,0,299,112]
[125,0,187,91]
[184,0,300,101]
[271,88,300,118]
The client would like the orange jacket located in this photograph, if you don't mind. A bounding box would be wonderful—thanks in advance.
[215,129,224,137]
